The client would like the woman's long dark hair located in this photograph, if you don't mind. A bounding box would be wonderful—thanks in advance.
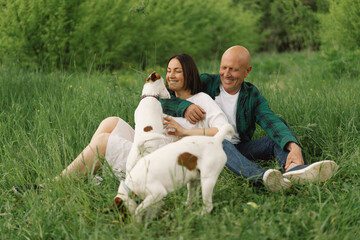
[167,53,202,95]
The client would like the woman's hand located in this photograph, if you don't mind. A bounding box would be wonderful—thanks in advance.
[163,116,188,136]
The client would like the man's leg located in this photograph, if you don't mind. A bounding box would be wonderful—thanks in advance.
[238,136,338,185]
[222,140,265,181]
[236,136,289,171]
[223,137,291,192]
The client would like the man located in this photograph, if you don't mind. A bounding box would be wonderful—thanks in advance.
[161,46,338,192]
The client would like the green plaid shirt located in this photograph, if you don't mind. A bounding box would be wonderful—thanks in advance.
[160,73,298,150]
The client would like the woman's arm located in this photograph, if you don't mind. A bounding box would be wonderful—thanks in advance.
[163,116,218,137]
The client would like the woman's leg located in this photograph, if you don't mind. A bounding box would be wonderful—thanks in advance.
[13,117,121,193]
[91,117,120,141]
[58,133,109,179]
[56,117,119,180]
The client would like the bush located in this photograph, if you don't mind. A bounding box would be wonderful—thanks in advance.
[0,0,85,69]
[0,0,261,71]
[139,0,261,67]
[69,0,136,70]
[268,0,320,51]
[319,0,360,50]
[238,0,321,52]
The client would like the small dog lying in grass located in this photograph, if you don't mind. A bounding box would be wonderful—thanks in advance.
[114,124,234,222]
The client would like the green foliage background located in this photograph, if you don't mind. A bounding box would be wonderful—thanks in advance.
[319,0,360,50]
[0,0,260,70]
[1,0,359,70]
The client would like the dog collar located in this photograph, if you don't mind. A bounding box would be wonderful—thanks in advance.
[123,182,142,205]
[140,94,159,100]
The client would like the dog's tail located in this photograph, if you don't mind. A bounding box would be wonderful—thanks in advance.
[214,123,234,143]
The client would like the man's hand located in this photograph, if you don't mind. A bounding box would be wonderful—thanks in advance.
[184,104,206,124]
[284,142,304,171]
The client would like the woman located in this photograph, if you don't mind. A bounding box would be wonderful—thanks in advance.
[162,54,228,139]
[13,54,229,193]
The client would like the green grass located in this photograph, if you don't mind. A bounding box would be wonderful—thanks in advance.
[1,50,359,239]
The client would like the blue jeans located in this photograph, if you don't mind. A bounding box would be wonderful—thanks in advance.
[223,136,293,182]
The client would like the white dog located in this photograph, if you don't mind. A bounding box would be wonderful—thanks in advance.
[114,124,234,221]
[125,72,170,173]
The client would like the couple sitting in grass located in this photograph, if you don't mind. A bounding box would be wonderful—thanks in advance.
[14,45,338,196]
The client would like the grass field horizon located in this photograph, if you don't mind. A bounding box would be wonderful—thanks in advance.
[1,50,359,239]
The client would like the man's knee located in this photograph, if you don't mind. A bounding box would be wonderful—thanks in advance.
[261,136,281,153]
[263,135,277,145]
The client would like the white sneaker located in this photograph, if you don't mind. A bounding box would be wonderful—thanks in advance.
[263,169,292,192]
[283,160,338,184]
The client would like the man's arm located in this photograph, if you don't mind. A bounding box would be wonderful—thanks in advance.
[161,73,218,123]
[159,96,192,117]
[254,92,304,167]
[160,96,206,124]
[184,104,206,124]
[254,93,299,150]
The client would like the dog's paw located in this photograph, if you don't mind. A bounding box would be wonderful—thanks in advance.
[201,205,213,215]
[135,214,143,223]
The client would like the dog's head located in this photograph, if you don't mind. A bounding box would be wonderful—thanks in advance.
[142,72,170,99]
[146,72,161,82]
[113,196,128,215]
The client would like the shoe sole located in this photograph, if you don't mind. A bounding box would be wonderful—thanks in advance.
[283,160,338,184]
[263,169,291,192]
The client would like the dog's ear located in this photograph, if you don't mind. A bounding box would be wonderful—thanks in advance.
[146,72,160,82]
[154,73,161,80]
[103,196,126,214]
[114,196,123,207]
[150,72,157,81]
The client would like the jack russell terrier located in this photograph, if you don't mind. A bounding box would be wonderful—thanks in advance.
[125,72,170,173]
[114,123,234,222]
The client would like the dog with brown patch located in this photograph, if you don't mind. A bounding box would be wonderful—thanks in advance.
[115,123,234,222]
[125,72,170,173]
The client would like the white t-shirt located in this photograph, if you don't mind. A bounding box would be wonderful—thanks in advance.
[215,85,241,144]
[165,92,230,141]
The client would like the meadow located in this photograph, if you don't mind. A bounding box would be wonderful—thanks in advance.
[1,50,359,239]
